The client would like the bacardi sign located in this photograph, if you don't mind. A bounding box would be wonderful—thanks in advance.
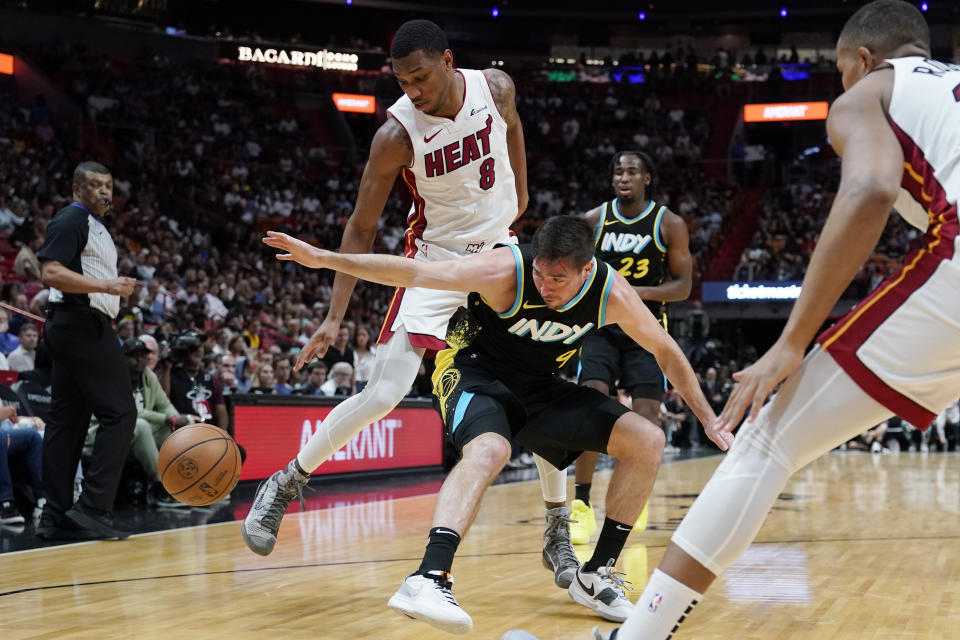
[235,45,359,71]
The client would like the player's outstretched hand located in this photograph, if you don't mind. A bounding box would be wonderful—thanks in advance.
[262,231,324,269]
[703,418,735,451]
[294,317,339,371]
[717,338,804,432]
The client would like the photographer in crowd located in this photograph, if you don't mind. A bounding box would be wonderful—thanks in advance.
[166,331,229,432]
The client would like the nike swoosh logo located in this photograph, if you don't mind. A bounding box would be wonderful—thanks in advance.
[424,130,442,143]
[604,219,621,226]
[616,524,632,532]
[576,573,595,597]
[522,302,546,309]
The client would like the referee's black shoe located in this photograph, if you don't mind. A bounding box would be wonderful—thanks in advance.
[65,504,131,540]
[36,512,106,541]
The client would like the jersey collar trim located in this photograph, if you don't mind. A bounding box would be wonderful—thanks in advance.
[612,198,655,224]
[557,257,598,312]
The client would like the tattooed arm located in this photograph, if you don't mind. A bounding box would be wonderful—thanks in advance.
[483,68,528,220]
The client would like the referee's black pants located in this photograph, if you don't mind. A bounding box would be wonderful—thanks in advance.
[42,307,136,518]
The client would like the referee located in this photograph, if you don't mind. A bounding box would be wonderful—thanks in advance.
[36,161,137,541]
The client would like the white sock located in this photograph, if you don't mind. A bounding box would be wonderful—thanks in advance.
[616,569,702,640]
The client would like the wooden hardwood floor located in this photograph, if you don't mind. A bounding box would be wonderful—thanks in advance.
[2,452,958,639]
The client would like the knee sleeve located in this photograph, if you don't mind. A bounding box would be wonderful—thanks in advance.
[297,327,425,472]
[534,454,567,503]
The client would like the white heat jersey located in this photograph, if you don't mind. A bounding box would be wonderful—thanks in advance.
[819,57,960,428]
[886,57,960,231]
[387,68,517,259]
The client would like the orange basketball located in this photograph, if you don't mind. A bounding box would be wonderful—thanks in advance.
[157,423,242,506]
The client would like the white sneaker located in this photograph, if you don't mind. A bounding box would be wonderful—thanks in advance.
[388,571,473,634]
[568,560,634,622]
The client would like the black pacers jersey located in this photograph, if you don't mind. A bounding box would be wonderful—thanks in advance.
[441,244,615,384]
[592,198,667,321]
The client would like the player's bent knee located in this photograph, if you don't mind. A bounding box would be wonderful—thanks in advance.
[356,378,410,415]
[607,412,665,463]
[462,433,512,472]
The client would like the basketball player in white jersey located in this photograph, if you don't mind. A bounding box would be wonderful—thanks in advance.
[574,2,960,638]
[242,19,581,575]
[504,1,960,638]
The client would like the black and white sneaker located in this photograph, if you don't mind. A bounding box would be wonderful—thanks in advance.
[542,505,580,588]
[387,570,473,634]
[0,500,24,526]
[568,560,634,622]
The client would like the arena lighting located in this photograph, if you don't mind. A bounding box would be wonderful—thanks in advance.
[638,11,646,20]
[492,7,499,16]
[332,93,376,113]
[0,53,13,76]
[920,1,928,11]
[346,0,352,4]
[744,101,829,122]
[780,7,788,17]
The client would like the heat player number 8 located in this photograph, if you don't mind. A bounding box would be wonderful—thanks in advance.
[479,158,496,190]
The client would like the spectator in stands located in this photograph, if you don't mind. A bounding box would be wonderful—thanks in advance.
[211,328,231,355]
[273,355,294,395]
[139,334,160,370]
[115,318,136,344]
[295,361,329,396]
[167,331,229,431]
[0,309,19,356]
[242,316,262,355]
[7,323,38,372]
[321,326,354,371]
[320,361,354,397]
[216,353,239,395]
[248,362,277,395]
[0,195,25,233]
[700,367,725,413]
[138,279,166,323]
[0,404,43,526]
[13,234,43,282]
[86,338,193,509]
[352,325,376,393]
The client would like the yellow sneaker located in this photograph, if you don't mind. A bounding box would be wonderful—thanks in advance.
[632,501,648,532]
[570,499,597,545]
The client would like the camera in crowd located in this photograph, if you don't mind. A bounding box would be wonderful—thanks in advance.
[166,330,203,366]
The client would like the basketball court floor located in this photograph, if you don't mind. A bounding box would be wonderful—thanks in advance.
[2,450,959,639]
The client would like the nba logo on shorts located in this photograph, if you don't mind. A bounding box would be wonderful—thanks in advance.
[647,593,663,612]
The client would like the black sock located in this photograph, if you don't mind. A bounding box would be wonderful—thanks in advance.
[584,517,632,573]
[291,458,308,476]
[574,482,592,506]
[416,527,461,576]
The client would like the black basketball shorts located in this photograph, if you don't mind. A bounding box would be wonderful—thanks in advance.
[578,325,666,401]
[434,361,630,470]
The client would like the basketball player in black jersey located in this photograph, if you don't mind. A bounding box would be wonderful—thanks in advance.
[566,151,693,545]
[263,216,731,635]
